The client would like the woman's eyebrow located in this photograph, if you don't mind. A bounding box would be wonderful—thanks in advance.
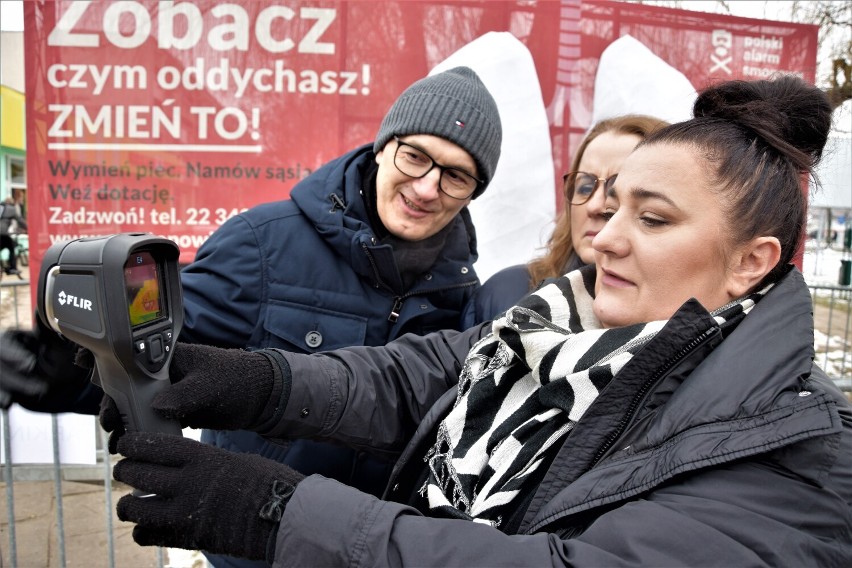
[629,186,678,208]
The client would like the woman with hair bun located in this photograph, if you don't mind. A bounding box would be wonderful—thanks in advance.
[464,114,669,326]
[108,75,851,567]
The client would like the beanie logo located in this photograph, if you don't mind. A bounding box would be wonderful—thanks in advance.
[455,119,465,128]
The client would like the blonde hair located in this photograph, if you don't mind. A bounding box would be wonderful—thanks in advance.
[527,115,670,285]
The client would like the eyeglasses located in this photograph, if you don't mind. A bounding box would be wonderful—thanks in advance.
[393,136,483,200]
[562,171,618,205]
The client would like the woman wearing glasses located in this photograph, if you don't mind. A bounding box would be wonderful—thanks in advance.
[463,114,668,327]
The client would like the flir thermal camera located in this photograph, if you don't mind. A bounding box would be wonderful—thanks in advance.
[38,233,183,436]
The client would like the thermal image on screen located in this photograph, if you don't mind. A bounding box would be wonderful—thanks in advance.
[124,251,163,327]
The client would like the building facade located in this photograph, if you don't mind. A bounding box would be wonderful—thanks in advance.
[1,30,26,216]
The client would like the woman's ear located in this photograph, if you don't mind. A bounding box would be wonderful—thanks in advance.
[727,236,782,297]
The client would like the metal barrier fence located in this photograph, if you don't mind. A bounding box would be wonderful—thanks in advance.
[1,277,851,567]
[810,283,852,390]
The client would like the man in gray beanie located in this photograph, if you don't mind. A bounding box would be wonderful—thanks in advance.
[1,66,503,568]
[374,66,502,196]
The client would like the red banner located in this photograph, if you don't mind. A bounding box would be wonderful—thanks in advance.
[25,0,818,276]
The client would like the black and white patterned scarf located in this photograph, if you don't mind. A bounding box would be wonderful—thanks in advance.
[421,265,769,527]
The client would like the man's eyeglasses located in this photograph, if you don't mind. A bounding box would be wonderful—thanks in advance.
[393,136,482,200]
[563,171,618,206]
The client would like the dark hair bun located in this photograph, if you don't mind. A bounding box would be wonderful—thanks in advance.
[693,75,832,170]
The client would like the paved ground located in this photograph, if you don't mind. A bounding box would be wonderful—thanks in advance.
[0,477,169,568]
[0,465,209,568]
[0,467,209,568]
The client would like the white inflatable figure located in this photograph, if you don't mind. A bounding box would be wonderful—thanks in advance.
[811,98,852,209]
[591,34,697,126]
[430,32,556,281]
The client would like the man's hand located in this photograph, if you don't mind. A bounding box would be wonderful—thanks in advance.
[0,329,48,407]
[114,431,304,561]
[0,315,95,412]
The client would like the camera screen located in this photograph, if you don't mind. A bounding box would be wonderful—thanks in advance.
[124,251,164,327]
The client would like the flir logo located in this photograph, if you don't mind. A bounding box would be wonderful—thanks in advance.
[58,290,93,311]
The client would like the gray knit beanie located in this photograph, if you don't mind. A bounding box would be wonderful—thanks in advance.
[373,66,502,198]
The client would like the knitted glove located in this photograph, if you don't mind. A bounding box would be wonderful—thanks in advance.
[152,342,291,432]
[0,329,47,407]
[98,343,290,453]
[114,431,304,562]
[99,394,125,454]
[0,315,93,412]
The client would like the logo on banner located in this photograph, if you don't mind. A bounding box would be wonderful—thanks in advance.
[711,30,733,74]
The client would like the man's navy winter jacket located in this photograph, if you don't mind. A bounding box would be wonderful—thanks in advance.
[179,143,481,498]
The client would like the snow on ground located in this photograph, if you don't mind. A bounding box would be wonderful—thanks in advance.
[803,243,851,387]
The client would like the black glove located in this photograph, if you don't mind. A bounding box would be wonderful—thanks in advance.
[151,342,291,432]
[99,394,125,454]
[114,431,304,562]
[0,314,95,412]
[98,343,290,453]
[0,329,47,407]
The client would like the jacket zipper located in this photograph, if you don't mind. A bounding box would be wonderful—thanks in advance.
[389,297,405,322]
[591,327,718,467]
[387,280,480,322]
[360,243,478,323]
[328,193,346,213]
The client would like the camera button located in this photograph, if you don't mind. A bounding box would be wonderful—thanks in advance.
[148,334,165,363]
[162,330,173,352]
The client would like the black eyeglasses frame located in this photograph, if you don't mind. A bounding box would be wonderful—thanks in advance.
[392,136,483,200]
